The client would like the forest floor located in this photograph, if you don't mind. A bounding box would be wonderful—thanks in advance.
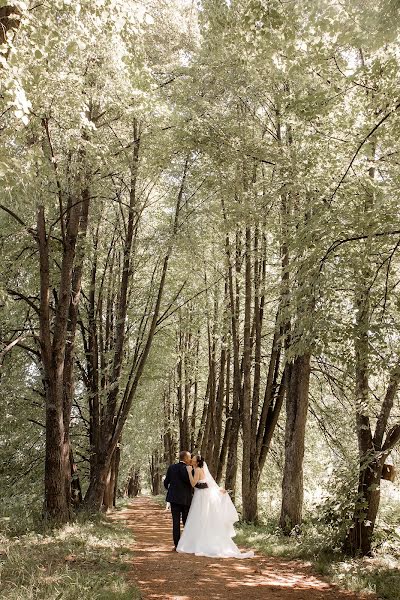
[0,508,140,600]
[110,497,375,600]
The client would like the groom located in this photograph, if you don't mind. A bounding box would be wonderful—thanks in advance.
[164,450,193,550]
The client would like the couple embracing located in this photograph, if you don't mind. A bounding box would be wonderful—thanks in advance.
[164,450,253,558]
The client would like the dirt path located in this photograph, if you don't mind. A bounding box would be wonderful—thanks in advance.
[111,497,373,600]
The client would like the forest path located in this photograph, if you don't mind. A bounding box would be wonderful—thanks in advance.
[110,497,373,600]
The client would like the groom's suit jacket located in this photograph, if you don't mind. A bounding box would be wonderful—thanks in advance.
[164,461,193,506]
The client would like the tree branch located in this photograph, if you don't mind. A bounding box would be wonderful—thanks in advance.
[329,100,400,204]
[382,423,400,452]
[6,289,40,314]
[0,203,28,229]
[319,230,400,271]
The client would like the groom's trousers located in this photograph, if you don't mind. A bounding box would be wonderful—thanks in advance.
[170,502,190,547]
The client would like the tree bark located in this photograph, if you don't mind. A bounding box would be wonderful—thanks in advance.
[224,227,242,500]
[279,353,311,532]
[127,469,141,497]
[150,450,163,495]
[70,449,83,507]
[37,187,83,521]
[62,183,90,508]
[217,346,231,484]
[241,226,254,521]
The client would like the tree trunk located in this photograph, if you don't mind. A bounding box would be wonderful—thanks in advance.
[127,470,141,497]
[344,457,384,555]
[103,465,114,512]
[37,193,82,522]
[225,344,240,499]
[150,450,163,495]
[216,346,231,484]
[211,340,226,475]
[113,445,121,507]
[344,139,381,556]
[202,287,218,461]
[190,334,200,450]
[43,377,70,521]
[223,226,242,500]
[279,353,311,532]
[164,387,177,464]
[36,110,92,521]
[63,183,90,508]
[84,451,112,509]
[102,444,120,511]
[70,449,83,508]
[241,227,255,521]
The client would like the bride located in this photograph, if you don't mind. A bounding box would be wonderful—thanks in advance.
[176,454,254,558]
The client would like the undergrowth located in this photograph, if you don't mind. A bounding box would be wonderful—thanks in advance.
[0,504,140,600]
[235,506,400,600]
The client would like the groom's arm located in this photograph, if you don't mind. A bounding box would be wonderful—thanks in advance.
[164,465,172,490]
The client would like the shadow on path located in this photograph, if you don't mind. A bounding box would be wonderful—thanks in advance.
[110,497,374,600]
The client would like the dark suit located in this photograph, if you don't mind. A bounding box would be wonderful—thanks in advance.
[164,461,193,547]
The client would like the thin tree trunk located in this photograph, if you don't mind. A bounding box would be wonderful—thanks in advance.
[62,183,90,508]
[150,450,163,495]
[127,469,141,497]
[241,226,255,521]
[217,346,231,484]
[190,333,200,450]
[224,227,241,500]
[70,448,83,507]
[211,340,226,474]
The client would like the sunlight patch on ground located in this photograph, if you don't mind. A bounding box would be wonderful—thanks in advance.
[231,575,331,589]
[146,596,190,600]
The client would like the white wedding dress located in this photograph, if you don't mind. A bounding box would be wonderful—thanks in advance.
[176,463,254,558]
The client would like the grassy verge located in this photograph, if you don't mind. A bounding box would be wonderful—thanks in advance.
[150,495,167,508]
[235,518,400,600]
[0,509,140,600]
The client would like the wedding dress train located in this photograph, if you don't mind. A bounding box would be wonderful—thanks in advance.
[176,463,254,558]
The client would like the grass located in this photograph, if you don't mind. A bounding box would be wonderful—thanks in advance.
[150,494,167,508]
[0,508,140,600]
[235,516,400,600]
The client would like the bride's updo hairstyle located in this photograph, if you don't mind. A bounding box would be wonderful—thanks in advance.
[193,454,204,468]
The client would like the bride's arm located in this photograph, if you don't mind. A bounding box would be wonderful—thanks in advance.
[187,466,200,487]
[186,466,195,487]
